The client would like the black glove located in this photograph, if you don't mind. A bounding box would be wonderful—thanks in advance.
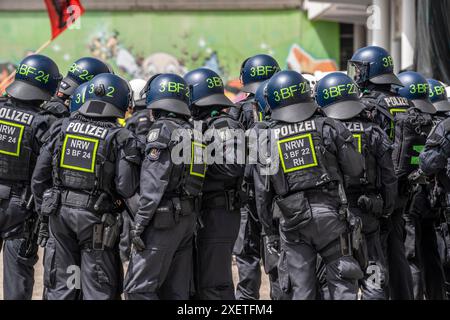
[130,223,146,252]
[357,194,384,217]
[37,219,49,248]
[358,195,372,212]
[265,235,280,256]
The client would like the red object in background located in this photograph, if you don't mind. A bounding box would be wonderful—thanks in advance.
[44,0,85,39]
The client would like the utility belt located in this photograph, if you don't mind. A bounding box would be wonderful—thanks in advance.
[303,183,341,208]
[201,189,241,211]
[160,194,200,216]
[41,188,117,216]
[152,195,199,230]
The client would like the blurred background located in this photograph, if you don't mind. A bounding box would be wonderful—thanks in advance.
[1,0,448,100]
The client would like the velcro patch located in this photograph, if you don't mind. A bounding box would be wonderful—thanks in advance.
[277,133,318,173]
[0,120,25,157]
[60,134,99,173]
[147,128,160,143]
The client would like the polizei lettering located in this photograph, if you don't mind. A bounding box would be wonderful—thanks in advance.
[67,122,108,139]
[273,120,316,139]
[343,122,364,133]
[383,96,409,108]
[0,107,34,125]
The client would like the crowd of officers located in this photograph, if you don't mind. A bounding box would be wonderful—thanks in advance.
[0,45,450,300]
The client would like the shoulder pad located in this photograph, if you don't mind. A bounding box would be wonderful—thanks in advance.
[146,119,186,148]
[370,124,394,154]
[41,118,64,144]
[427,119,450,146]
[113,127,134,145]
[324,117,353,141]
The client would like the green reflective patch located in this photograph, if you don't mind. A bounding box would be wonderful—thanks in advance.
[410,145,424,165]
[60,134,99,173]
[278,133,318,173]
[389,108,408,139]
[0,120,24,157]
[353,134,362,154]
[190,141,206,178]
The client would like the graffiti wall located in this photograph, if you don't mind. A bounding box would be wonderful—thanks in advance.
[0,10,340,97]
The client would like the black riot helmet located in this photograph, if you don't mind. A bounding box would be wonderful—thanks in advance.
[240,54,280,94]
[144,73,191,117]
[266,70,318,123]
[184,67,235,108]
[59,57,112,96]
[396,71,437,114]
[427,79,450,112]
[79,73,132,118]
[348,46,402,87]
[315,72,365,120]
[6,54,62,101]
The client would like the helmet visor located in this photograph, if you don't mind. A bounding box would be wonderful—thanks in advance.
[347,61,369,84]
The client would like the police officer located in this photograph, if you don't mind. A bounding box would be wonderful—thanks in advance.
[124,73,204,300]
[232,54,280,301]
[315,72,398,299]
[254,70,364,300]
[125,79,153,143]
[117,79,151,263]
[348,46,414,300]
[0,54,61,300]
[394,71,445,299]
[234,56,281,301]
[425,79,450,299]
[184,68,245,300]
[31,73,142,300]
[420,116,450,299]
[234,80,287,300]
[41,57,111,123]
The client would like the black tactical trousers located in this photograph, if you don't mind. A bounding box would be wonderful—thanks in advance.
[124,211,196,300]
[235,201,285,300]
[404,187,445,300]
[380,195,414,300]
[235,202,262,300]
[195,206,241,300]
[436,222,450,299]
[45,205,123,300]
[279,204,363,300]
[352,206,387,300]
[0,194,38,300]
[119,211,131,262]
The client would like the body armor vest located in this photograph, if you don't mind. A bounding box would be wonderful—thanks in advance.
[342,120,378,191]
[392,108,434,178]
[53,118,118,193]
[362,90,410,139]
[269,116,341,196]
[149,118,205,197]
[202,114,244,193]
[0,100,39,182]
